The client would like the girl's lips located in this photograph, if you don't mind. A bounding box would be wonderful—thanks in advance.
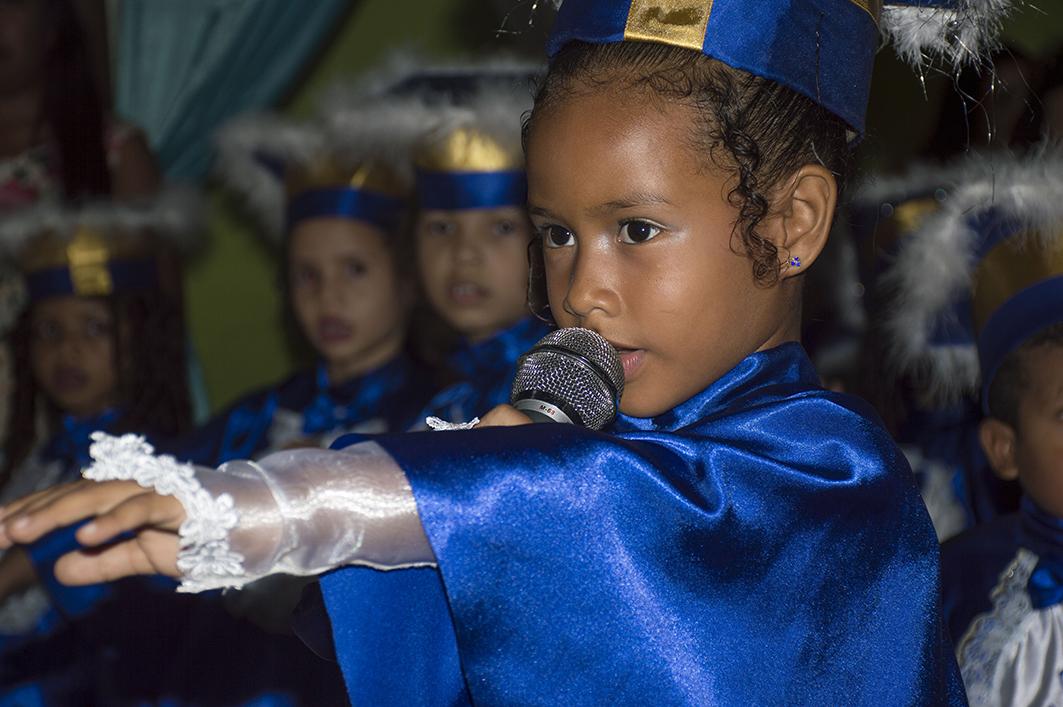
[52,366,88,392]
[316,317,353,344]
[617,349,645,382]
[448,282,489,306]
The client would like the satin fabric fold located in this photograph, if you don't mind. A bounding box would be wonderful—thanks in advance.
[328,343,963,704]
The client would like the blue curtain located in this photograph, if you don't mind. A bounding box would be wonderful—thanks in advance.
[115,0,351,180]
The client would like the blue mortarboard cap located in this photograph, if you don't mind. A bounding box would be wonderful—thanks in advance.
[546,0,1009,136]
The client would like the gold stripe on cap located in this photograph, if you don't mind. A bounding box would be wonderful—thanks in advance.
[624,1,712,52]
[972,229,1063,333]
[67,227,114,296]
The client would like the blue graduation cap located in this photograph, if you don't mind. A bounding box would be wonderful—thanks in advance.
[547,0,1011,135]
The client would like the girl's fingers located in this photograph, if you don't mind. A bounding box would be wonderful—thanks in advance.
[76,493,185,547]
[53,532,180,585]
[0,480,146,546]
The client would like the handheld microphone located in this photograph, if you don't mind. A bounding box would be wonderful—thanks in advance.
[509,328,625,430]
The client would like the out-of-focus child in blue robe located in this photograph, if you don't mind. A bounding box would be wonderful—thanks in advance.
[0,1,1011,704]
[384,61,551,425]
[0,191,200,703]
[849,163,1012,541]
[885,147,1063,705]
[181,107,436,467]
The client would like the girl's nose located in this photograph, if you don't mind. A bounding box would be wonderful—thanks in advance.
[562,243,621,324]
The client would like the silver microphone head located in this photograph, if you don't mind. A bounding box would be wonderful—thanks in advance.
[510,327,625,430]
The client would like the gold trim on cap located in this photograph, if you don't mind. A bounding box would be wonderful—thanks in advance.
[849,0,881,22]
[623,1,712,51]
[414,127,522,173]
[972,230,1063,333]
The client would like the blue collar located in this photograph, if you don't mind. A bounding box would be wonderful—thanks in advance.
[613,342,817,433]
[43,408,122,468]
[1020,497,1063,610]
[448,317,551,382]
[302,355,416,435]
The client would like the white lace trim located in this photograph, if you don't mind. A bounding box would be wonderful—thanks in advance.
[425,416,480,431]
[957,549,1038,705]
[84,432,246,593]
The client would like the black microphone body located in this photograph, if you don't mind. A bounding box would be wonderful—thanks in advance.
[509,328,625,430]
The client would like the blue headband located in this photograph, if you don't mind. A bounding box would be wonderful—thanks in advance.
[286,187,406,233]
[415,170,528,211]
[26,259,159,302]
[547,0,881,134]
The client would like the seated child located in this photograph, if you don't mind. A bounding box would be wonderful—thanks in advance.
[396,62,551,424]
[885,147,1063,705]
[0,0,1007,703]
[0,190,197,701]
[182,100,436,466]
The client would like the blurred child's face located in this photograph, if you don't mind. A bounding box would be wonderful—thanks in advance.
[1004,345,1063,515]
[289,218,408,381]
[30,296,118,418]
[416,206,531,343]
[526,88,796,417]
[0,0,47,95]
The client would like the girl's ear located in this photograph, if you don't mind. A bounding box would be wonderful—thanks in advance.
[763,165,837,280]
[979,418,1020,481]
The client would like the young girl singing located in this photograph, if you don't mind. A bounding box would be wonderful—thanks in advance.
[0,0,1007,703]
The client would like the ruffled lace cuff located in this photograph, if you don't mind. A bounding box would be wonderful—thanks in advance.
[85,433,243,593]
[84,433,435,593]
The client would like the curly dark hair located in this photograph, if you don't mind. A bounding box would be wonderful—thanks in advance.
[523,40,852,297]
[1,284,193,486]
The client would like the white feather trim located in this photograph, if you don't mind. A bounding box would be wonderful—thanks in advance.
[883,145,1063,403]
[881,1,1013,71]
[0,187,205,263]
[322,52,540,164]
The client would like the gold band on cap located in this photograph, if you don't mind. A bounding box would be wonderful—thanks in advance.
[18,227,156,297]
[415,127,522,173]
[972,229,1063,333]
[623,1,712,51]
[621,0,879,50]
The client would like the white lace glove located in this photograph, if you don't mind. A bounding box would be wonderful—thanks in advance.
[85,433,435,593]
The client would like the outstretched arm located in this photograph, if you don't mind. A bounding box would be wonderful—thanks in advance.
[0,436,433,592]
[0,405,529,592]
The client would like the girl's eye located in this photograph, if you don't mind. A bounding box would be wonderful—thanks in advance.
[344,259,367,277]
[84,317,113,339]
[493,220,517,236]
[541,225,574,248]
[31,320,61,343]
[425,220,456,237]
[619,220,661,244]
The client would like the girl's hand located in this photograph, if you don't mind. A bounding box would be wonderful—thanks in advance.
[0,480,185,585]
[479,404,534,427]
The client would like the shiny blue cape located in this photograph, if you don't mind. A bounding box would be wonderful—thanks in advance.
[326,344,964,704]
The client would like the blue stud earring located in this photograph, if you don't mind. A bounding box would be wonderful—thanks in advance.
[789,256,801,268]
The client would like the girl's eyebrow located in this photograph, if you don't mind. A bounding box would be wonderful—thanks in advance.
[528,193,673,220]
[589,192,673,215]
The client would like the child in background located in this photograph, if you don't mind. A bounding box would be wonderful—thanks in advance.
[395,63,551,424]
[0,1,1007,703]
[0,191,196,702]
[848,164,999,541]
[182,101,435,466]
[885,147,1063,705]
